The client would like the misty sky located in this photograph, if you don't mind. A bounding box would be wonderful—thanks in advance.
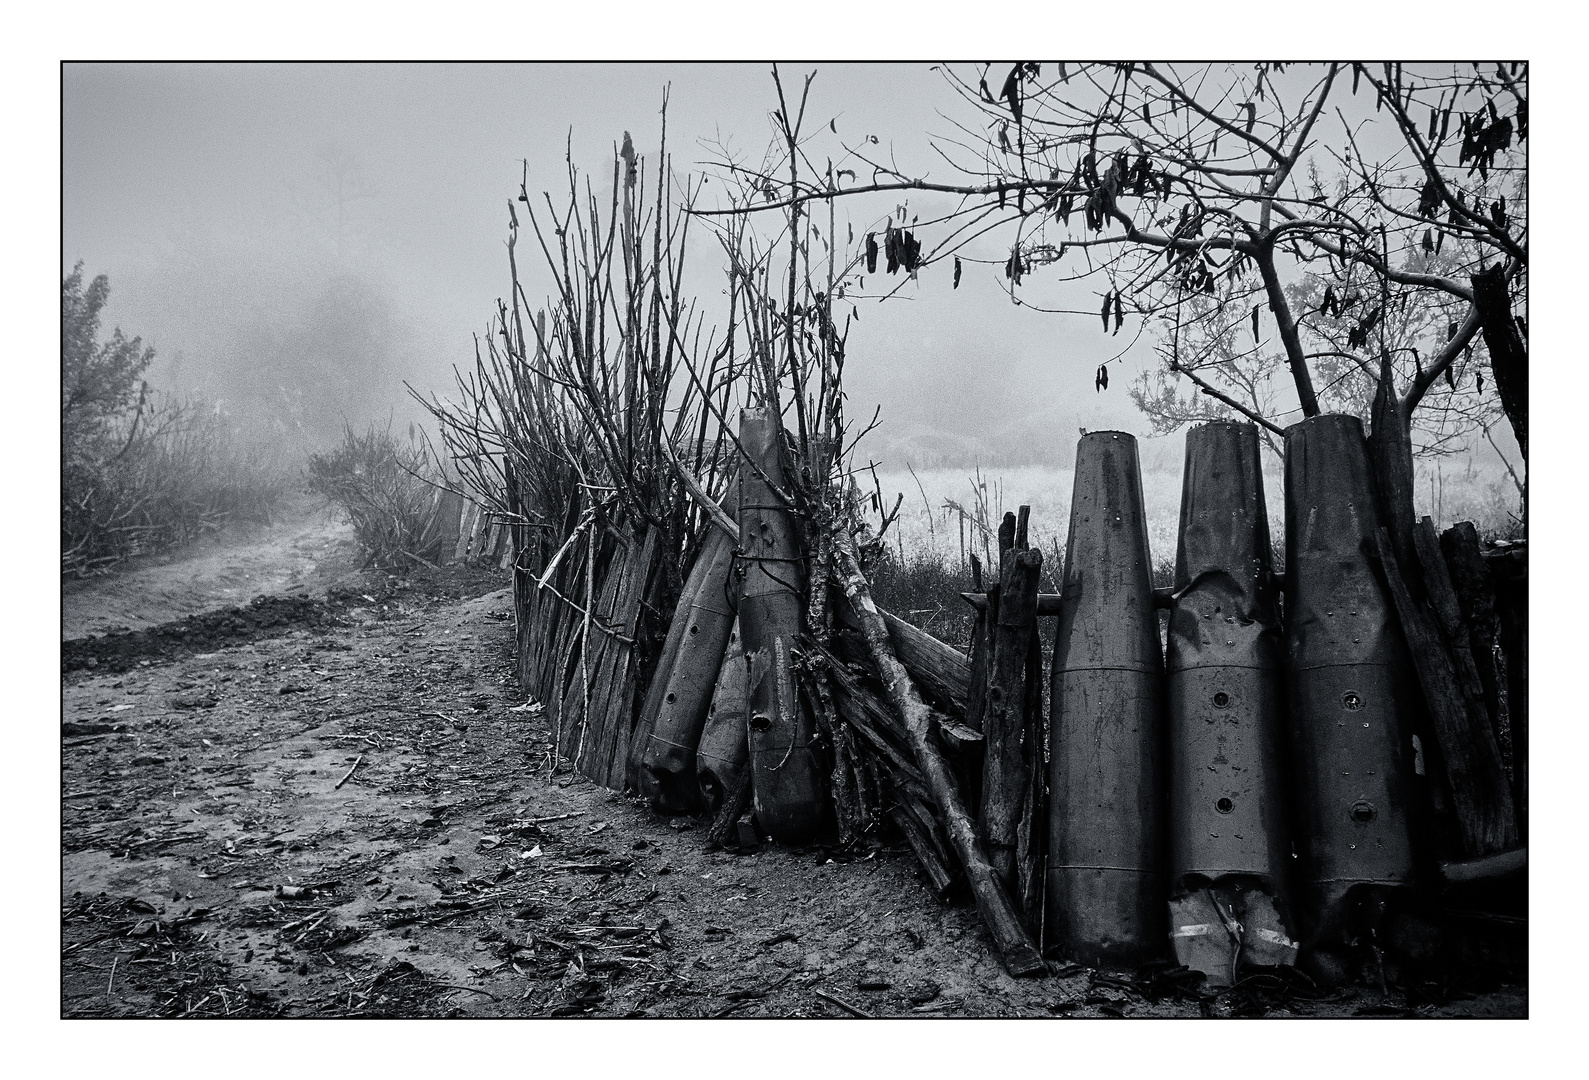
[63,62,1170,460]
[61,60,1527,483]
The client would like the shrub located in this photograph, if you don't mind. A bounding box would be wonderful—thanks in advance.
[63,397,292,576]
[307,422,447,569]
[62,266,290,576]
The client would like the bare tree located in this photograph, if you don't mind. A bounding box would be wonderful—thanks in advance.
[696,62,1528,556]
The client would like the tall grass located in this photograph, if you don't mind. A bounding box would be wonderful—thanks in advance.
[878,448,1521,577]
[62,395,292,577]
[869,447,1520,650]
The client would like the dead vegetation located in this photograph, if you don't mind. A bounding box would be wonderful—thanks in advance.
[62,66,1527,1017]
[306,421,454,570]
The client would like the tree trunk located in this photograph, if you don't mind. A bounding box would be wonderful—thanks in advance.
[831,601,973,719]
[818,633,960,898]
[962,555,992,814]
[981,510,1043,893]
[1471,265,1527,461]
[1374,528,1518,857]
[1486,545,1528,840]
[1369,362,1419,582]
[1256,240,1321,416]
[880,611,971,717]
[1439,523,1512,784]
[1414,519,1501,745]
[1016,619,1047,933]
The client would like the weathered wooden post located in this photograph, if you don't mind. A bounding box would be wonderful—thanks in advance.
[1384,517,1519,858]
[1489,546,1526,840]
[1439,522,1513,790]
[980,509,1043,909]
[435,487,465,565]
[1283,414,1418,975]
[738,407,826,843]
[961,554,991,813]
[833,529,1045,977]
[1166,421,1296,984]
[1048,431,1168,967]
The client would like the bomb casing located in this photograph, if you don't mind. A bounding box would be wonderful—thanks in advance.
[1166,421,1297,980]
[695,620,750,815]
[640,529,738,813]
[1283,414,1418,951]
[737,407,826,843]
[1048,431,1168,967]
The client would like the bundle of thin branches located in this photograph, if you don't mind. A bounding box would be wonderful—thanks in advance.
[307,422,445,569]
[417,104,749,586]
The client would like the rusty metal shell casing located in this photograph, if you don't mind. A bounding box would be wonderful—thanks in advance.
[639,529,738,814]
[738,407,826,844]
[1048,431,1168,967]
[1168,421,1291,887]
[1283,414,1417,941]
[695,620,750,815]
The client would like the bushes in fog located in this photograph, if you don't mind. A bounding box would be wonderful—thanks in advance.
[306,422,448,569]
[62,264,289,576]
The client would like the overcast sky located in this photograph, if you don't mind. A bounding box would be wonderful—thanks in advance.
[63,62,1164,460]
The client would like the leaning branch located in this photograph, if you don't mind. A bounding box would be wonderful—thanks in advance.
[1170,361,1287,436]
[660,437,740,543]
[833,528,1046,978]
[1406,303,1484,412]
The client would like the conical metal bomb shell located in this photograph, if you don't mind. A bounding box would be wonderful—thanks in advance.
[1168,421,1290,885]
[738,408,826,844]
[626,478,739,792]
[1048,431,1168,967]
[1283,414,1416,940]
[640,529,738,814]
[695,621,750,815]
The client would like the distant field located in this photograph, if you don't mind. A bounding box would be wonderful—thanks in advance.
[870,438,1520,580]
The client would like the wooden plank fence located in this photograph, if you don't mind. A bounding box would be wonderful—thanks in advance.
[425,485,515,571]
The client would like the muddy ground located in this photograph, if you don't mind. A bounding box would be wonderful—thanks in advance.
[60,504,1525,1018]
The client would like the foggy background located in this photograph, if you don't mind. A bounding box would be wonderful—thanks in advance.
[62,63,1160,462]
[62,61,1526,565]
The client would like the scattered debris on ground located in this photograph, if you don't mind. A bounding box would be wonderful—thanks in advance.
[61,540,1525,1017]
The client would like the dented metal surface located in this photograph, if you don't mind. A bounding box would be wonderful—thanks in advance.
[1167,422,1296,979]
[738,407,825,843]
[640,530,738,813]
[1047,431,1168,967]
[1283,414,1418,946]
[1169,884,1298,986]
[695,621,750,815]
[1169,421,1290,882]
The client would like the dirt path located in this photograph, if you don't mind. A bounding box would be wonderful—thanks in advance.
[61,493,359,641]
[60,546,1525,1018]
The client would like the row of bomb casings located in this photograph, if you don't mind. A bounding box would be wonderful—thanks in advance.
[622,411,1520,986]
[1048,416,1519,987]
